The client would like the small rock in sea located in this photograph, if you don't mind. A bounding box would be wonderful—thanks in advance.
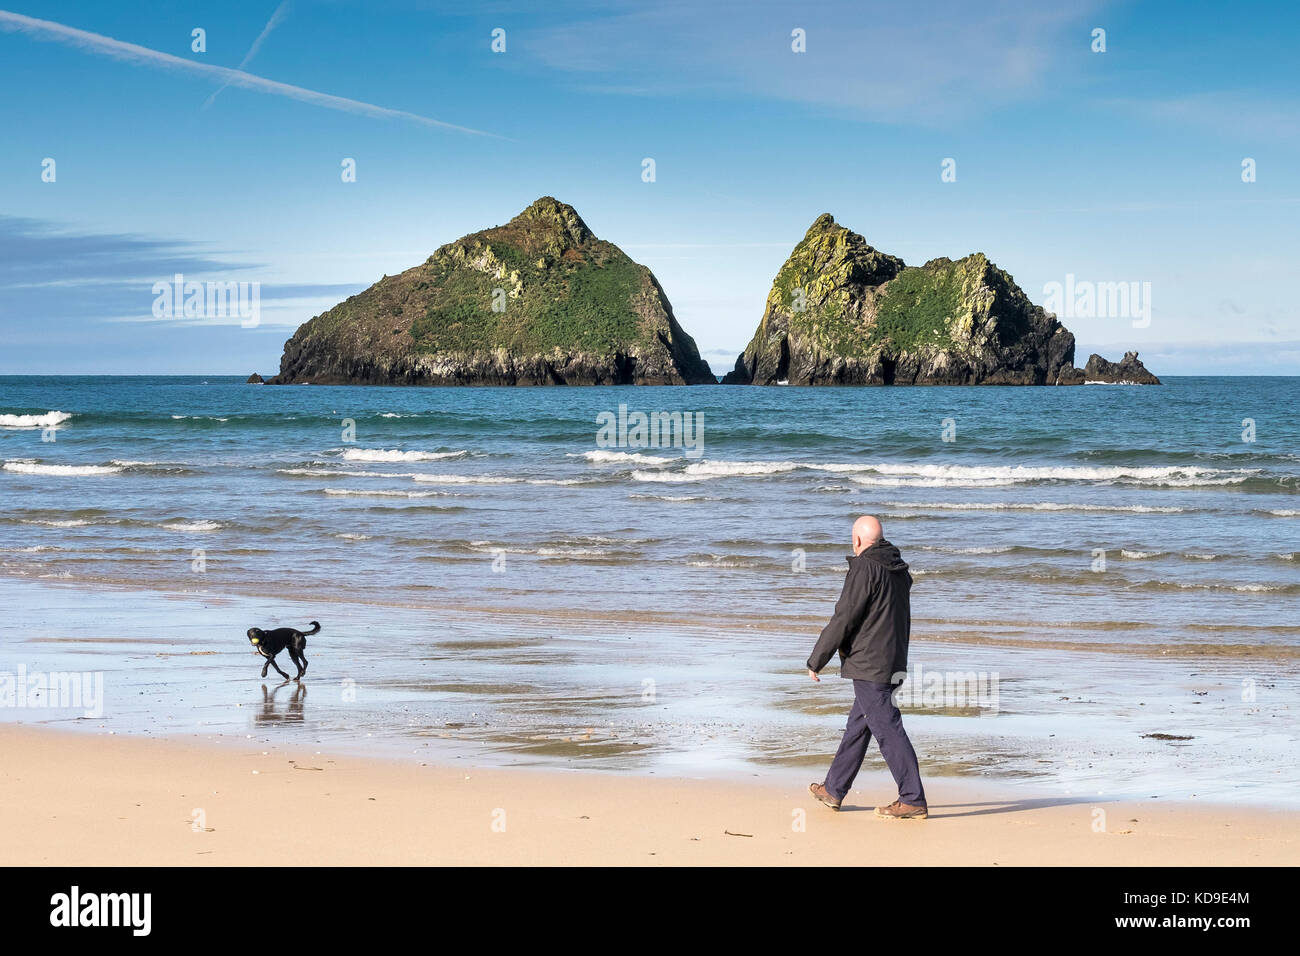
[1081,351,1161,385]
[246,373,265,384]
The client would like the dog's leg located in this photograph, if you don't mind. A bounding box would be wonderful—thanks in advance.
[261,659,271,679]
[290,635,309,680]
[268,654,292,681]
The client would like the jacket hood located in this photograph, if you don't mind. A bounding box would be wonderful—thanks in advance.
[849,538,909,573]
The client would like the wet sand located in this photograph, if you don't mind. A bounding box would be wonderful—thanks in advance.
[2,725,1296,866]
[5,576,1299,806]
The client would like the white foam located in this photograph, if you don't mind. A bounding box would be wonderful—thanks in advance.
[1120,550,1163,559]
[342,448,467,463]
[632,459,799,482]
[322,488,448,498]
[688,555,760,568]
[577,450,677,466]
[3,460,121,476]
[688,460,800,476]
[838,462,1250,487]
[631,469,705,483]
[0,411,72,429]
[1151,579,1283,593]
[881,500,1186,514]
[412,473,520,485]
[462,542,609,557]
[626,458,1246,488]
[850,475,1020,488]
[161,520,221,532]
[278,468,403,478]
[628,492,712,502]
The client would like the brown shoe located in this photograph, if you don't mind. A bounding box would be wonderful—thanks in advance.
[809,782,841,810]
[874,800,928,820]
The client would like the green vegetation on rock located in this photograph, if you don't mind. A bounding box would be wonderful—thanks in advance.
[871,262,964,353]
[409,252,645,355]
[723,214,1077,386]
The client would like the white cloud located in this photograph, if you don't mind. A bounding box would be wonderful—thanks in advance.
[524,0,1102,125]
[1099,92,1300,143]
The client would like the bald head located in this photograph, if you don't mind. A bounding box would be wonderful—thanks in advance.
[852,515,883,555]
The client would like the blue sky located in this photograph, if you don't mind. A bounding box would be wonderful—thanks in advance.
[1,0,1297,375]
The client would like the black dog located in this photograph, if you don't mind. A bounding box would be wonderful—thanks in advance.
[246,621,318,681]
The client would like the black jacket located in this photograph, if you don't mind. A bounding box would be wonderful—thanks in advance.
[806,539,912,683]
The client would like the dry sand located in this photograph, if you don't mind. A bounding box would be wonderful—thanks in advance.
[2,725,1295,866]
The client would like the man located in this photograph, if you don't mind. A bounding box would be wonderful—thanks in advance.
[806,515,927,819]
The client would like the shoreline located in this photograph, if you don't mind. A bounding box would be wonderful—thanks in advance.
[6,572,1296,662]
[5,574,1299,808]
[4,725,1298,866]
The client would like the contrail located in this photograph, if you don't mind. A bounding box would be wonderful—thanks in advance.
[0,8,496,136]
[204,0,292,109]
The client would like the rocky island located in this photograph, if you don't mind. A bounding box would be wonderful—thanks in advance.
[722,213,1157,386]
[271,198,714,386]
[270,201,1157,388]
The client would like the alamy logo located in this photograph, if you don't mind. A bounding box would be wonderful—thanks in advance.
[50,886,151,936]
[152,273,261,328]
[1042,274,1151,328]
[596,403,704,458]
[0,665,103,717]
[890,664,1000,716]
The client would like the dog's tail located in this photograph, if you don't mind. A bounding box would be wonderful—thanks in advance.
[304,621,321,635]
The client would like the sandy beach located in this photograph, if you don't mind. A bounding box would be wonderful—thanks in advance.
[3,725,1295,866]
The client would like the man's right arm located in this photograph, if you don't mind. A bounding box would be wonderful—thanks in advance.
[806,562,870,674]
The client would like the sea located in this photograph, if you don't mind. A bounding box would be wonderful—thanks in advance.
[2,375,1297,804]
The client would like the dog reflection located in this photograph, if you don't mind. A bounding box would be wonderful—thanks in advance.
[254,681,307,725]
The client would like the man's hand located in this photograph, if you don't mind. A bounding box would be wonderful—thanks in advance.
[808,669,820,682]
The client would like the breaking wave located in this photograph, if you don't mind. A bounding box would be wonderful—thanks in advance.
[3,459,121,477]
[341,448,468,463]
[0,411,72,429]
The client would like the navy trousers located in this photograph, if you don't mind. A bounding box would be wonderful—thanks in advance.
[824,679,926,806]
